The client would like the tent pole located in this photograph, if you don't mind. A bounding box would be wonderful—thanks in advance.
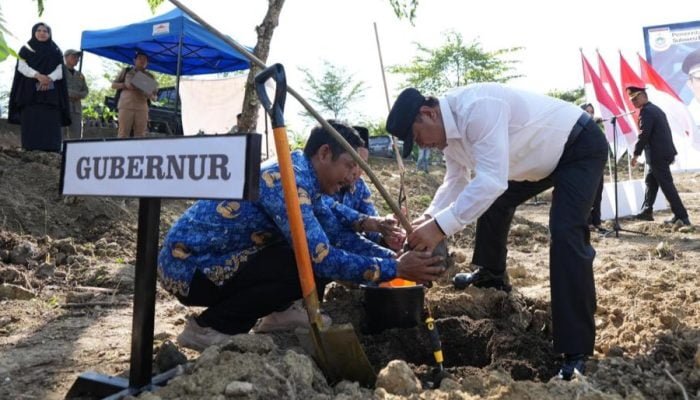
[174,31,184,135]
[169,0,411,232]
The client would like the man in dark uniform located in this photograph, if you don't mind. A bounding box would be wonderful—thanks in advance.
[627,86,691,225]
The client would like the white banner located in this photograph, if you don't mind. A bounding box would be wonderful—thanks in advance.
[61,135,260,200]
[600,179,668,220]
[179,76,276,160]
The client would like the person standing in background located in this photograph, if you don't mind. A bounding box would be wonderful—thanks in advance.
[62,49,88,139]
[8,22,70,152]
[228,113,243,133]
[627,86,691,225]
[417,147,431,172]
[111,51,157,138]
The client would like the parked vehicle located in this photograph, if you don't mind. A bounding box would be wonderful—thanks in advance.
[368,135,404,158]
[104,86,183,135]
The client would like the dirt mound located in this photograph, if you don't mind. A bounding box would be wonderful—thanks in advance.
[1,148,699,400]
[0,149,190,247]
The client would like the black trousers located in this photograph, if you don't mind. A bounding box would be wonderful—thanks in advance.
[640,158,688,219]
[176,244,326,335]
[472,120,607,355]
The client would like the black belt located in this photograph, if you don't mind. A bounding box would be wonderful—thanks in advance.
[564,113,593,149]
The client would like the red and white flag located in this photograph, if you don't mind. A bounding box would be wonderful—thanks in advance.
[638,54,683,102]
[597,51,636,150]
[618,52,645,129]
[581,51,630,159]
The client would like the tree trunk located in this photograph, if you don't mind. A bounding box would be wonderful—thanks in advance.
[239,0,285,133]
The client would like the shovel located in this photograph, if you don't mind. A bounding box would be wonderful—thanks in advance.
[255,64,376,387]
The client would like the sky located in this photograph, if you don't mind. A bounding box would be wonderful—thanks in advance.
[1,0,699,133]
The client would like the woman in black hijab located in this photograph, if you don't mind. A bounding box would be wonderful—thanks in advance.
[8,22,70,152]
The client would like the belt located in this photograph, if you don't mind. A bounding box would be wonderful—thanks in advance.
[564,113,593,149]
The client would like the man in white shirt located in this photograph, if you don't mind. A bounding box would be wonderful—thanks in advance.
[682,48,700,127]
[385,84,608,380]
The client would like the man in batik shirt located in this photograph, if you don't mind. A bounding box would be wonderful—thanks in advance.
[159,120,444,351]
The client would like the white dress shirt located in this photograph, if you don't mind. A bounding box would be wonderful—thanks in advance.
[426,83,585,236]
[688,98,700,126]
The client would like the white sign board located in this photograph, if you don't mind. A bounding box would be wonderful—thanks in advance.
[61,135,261,200]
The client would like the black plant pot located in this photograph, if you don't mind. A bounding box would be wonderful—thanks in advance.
[360,284,425,334]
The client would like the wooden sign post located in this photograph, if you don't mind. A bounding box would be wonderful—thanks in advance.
[63,134,261,399]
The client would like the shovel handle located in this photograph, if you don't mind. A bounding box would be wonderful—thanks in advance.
[255,64,286,128]
[254,64,322,324]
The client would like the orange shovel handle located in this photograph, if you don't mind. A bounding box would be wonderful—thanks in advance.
[256,64,321,321]
[272,126,317,301]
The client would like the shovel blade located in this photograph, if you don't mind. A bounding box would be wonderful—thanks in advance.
[296,323,376,387]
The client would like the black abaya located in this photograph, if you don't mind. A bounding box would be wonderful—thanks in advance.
[7,23,70,153]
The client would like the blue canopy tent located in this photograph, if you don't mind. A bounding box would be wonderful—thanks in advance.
[80,8,252,132]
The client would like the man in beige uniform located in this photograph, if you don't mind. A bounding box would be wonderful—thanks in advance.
[62,49,88,139]
[111,51,157,138]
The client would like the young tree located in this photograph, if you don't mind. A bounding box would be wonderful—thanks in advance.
[144,0,285,132]
[389,31,523,95]
[238,0,285,132]
[299,61,368,121]
[547,87,585,104]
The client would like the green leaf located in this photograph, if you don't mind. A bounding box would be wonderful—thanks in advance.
[35,0,45,17]
[0,31,18,62]
[387,0,419,25]
[147,0,165,13]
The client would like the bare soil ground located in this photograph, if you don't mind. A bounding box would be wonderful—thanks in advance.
[0,140,698,399]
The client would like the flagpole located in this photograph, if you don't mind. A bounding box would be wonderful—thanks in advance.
[607,148,614,184]
[605,117,647,237]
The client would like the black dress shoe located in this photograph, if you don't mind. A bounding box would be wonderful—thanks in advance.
[664,216,691,225]
[557,353,587,380]
[634,212,654,221]
[590,224,609,233]
[453,267,511,292]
